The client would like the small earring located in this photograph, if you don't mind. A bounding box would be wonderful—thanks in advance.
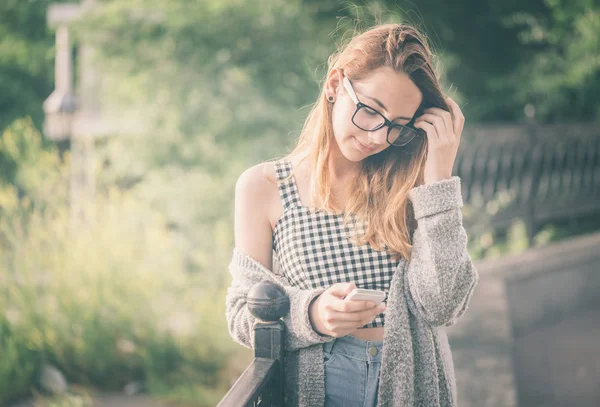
[328,96,334,103]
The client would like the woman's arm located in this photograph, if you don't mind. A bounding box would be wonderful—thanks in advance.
[226,163,335,351]
[404,176,479,327]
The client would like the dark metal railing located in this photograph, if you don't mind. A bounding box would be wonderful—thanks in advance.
[218,282,290,407]
[456,123,600,243]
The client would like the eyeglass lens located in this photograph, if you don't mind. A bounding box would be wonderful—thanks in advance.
[353,105,418,146]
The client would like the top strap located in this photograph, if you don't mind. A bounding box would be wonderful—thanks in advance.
[274,158,302,210]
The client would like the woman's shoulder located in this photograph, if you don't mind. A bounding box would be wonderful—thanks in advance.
[235,159,284,232]
[236,160,278,191]
[234,160,282,270]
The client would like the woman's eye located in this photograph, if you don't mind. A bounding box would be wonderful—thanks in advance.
[364,108,378,116]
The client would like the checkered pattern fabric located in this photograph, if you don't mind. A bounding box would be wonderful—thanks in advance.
[272,158,401,328]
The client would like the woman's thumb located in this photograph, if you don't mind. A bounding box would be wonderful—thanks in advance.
[329,281,357,297]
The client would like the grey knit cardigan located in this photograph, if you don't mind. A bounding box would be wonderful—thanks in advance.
[225,175,479,406]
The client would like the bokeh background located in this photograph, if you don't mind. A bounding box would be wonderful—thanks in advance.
[1,0,599,406]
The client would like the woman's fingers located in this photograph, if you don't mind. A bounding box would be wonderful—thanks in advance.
[416,112,453,143]
[321,304,385,335]
[330,297,374,313]
[422,107,452,133]
[326,304,385,323]
[444,97,465,137]
[416,112,444,135]
[413,119,438,142]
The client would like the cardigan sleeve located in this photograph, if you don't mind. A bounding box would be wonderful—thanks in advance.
[225,247,336,351]
[403,176,479,328]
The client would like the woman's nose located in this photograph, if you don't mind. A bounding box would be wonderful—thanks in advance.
[368,126,388,145]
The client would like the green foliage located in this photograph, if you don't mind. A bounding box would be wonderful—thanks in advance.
[498,0,600,121]
[0,118,237,405]
[0,117,68,208]
[0,0,59,133]
[32,393,93,407]
[72,0,333,172]
[371,0,600,123]
[0,326,39,404]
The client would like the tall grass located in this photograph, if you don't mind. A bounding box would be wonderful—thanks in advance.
[0,118,239,406]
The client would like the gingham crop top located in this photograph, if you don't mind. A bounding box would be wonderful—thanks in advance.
[271,157,402,328]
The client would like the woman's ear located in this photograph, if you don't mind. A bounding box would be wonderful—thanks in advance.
[325,67,343,101]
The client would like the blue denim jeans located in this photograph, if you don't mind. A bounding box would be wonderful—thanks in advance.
[323,334,384,407]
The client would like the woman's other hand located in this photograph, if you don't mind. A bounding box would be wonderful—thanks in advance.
[309,282,386,337]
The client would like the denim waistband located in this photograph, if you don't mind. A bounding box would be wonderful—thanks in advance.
[323,334,384,363]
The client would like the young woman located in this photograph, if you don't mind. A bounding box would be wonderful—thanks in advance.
[231,23,474,407]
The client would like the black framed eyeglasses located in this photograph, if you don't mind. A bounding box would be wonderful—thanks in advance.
[342,75,425,147]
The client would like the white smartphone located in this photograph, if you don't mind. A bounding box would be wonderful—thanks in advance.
[344,288,387,305]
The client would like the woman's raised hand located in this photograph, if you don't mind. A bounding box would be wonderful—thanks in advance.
[413,96,465,185]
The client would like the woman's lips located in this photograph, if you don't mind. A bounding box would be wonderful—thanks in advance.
[353,136,376,153]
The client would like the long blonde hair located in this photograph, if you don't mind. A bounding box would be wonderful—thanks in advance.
[281,23,449,262]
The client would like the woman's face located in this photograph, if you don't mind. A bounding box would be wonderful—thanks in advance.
[326,66,423,162]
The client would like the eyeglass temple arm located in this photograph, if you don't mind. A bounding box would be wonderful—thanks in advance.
[342,76,359,105]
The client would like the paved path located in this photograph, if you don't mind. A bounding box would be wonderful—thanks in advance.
[513,307,600,407]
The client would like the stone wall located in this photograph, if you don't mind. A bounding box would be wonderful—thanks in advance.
[447,231,600,407]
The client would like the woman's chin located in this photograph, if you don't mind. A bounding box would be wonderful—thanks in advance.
[333,136,372,162]
[341,148,366,162]
[339,138,367,160]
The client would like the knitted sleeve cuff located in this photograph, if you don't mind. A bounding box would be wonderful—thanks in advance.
[407,176,464,220]
[286,286,336,345]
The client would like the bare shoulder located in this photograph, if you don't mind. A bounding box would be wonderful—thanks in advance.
[235,161,278,201]
[234,161,281,270]
[235,160,280,226]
